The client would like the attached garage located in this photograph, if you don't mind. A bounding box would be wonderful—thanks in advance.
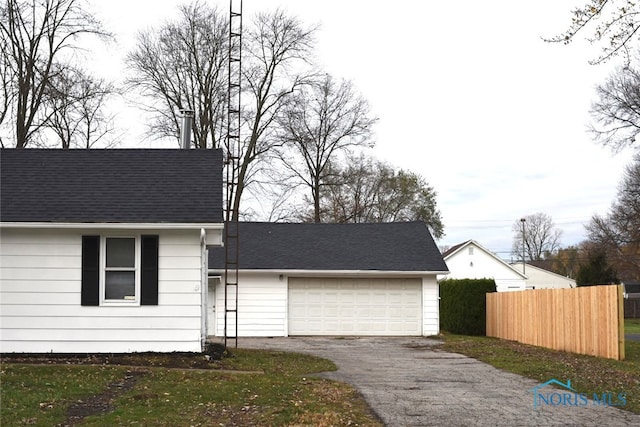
[288,278,422,335]
[208,222,449,338]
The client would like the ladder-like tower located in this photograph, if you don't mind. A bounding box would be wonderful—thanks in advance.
[224,0,242,348]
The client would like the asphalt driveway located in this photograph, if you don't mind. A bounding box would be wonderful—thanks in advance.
[627,334,640,342]
[236,336,640,427]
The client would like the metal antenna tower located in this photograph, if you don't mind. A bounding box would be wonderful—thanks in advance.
[224,0,242,349]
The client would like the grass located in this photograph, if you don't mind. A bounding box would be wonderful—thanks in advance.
[626,318,640,334]
[440,332,640,414]
[1,364,130,426]
[0,349,382,427]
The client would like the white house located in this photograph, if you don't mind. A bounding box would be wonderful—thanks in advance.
[0,149,223,353]
[441,240,528,292]
[510,263,576,289]
[207,221,449,337]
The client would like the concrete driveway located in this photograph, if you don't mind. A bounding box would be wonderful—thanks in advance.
[236,336,639,427]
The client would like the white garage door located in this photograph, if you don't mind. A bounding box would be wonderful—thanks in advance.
[288,277,422,335]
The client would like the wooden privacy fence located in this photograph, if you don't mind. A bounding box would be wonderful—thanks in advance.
[486,285,625,360]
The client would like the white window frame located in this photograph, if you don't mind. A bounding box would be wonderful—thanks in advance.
[100,235,141,306]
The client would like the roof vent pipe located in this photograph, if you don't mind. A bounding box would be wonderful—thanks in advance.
[180,109,194,149]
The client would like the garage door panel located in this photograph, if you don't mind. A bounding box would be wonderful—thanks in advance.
[288,278,422,336]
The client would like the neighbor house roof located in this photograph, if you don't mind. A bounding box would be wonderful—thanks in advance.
[0,149,223,223]
[624,282,640,296]
[442,240,469,258]
[209,221,448,272]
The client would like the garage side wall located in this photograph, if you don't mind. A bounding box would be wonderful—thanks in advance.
[422,276,440,336]
[213,272,287,337]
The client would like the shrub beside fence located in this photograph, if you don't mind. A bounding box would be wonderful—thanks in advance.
[440,278,496,336]
[486,285,625,360]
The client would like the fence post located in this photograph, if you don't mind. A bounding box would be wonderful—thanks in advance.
[618,285,625,361]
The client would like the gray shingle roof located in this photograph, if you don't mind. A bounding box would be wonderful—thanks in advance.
[1,149,223,223]
[209,221,448,272]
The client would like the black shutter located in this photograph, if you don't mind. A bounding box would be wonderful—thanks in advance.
[81,236,100,306]
[141,235,159,305]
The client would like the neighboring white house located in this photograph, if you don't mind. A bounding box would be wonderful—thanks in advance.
[0,149,224,353]
[441,240,528,292]
[510,263,576,289]
[207,221,449,337]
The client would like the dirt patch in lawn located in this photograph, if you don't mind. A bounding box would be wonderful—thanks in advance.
[62,369,145,426]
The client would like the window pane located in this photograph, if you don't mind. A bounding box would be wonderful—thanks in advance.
[106,238,135,268]
[105,271,135,300]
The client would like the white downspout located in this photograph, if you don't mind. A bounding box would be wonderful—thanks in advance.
[200,228,208,351]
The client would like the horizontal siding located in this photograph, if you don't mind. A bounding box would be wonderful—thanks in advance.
[210,274,441,338]
[213,273,287,337]
[2,267,80,281]
[1,292,80,305]
[2,254,80,268]
[0,227,207,353]
[1,329,200,342]
[1,280,79,293]
[1,316,199,330]
[1,305,199,317]
[159,268,202,281]
[0,341,200,353]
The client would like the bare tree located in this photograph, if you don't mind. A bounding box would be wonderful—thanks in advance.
[125,5,317,220]
[512,213,563,261]
[276,74,377,222]
[125,1,228,149]
[546,0,640,64]
[0,32,11,138]
[589,61,640,152]
[229,8,318,220]
[311,154,444,239]
[586,153,640,279]
[44,65,119,148]
[0,0,110,148]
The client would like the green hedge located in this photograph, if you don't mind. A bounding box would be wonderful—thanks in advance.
[439,278,496,335]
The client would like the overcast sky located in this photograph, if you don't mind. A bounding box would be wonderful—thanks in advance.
[87,0,637,259]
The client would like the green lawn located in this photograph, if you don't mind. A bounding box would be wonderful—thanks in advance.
[0,349,382,426]
[626,318,640,334]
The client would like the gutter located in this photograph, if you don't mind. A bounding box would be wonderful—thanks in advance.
[207,268,450,277]
[0,222,224,230]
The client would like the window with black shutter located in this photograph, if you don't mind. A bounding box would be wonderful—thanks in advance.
[81,236,100,306]
[81,235,159,306]
[141,235,159,305]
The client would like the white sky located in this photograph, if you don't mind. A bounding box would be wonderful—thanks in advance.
[87,0,636,258]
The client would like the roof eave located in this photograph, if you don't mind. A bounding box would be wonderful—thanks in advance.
[0,221,224,230]
[208,268,449,277]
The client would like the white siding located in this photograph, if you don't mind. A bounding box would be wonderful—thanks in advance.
[442,242,527,292]
[511,264,575,289]
[212,272,287,337]
[422,277,440,336]
[0,227,214,353]
[209,272,440,338]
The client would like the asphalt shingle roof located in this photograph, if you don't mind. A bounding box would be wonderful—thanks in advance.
[209,221,448,272]
[0,149,223,223]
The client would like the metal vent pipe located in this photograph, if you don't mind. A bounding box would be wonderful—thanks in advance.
[180,109,194,149]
